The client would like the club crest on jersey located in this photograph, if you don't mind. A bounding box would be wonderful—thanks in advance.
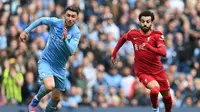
[67,34,72,39]
[41,73,46,77]
[159,35,164,40]
[147,36,151,42]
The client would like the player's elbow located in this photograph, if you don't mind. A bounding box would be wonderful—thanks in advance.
[163,53,167,57]
[158,46,166,57]
[65,46,75,56]
[161,52,166,57]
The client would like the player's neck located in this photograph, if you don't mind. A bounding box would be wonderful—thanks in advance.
[65,24,70,28]
[139,29,152,35]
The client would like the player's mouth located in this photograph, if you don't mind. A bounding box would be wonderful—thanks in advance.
[142,27,150,32]
[66,21,73,26]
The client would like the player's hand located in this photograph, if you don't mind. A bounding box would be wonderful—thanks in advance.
[19,31,28,43]
[62,27,67,40]
[111,57,118,65]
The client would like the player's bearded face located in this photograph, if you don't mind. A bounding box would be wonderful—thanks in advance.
[64,10,78,27]
[140,16,152,33]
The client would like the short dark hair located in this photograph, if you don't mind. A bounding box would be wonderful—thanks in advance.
[138,10,155,22]
[65,6,80,15]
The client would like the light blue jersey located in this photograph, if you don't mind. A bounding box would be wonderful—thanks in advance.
[25,17,81,91]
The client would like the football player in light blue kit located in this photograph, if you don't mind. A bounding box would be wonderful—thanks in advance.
[19,6,81,112]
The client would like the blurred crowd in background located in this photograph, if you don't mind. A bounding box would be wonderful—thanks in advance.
[0,0,200,111]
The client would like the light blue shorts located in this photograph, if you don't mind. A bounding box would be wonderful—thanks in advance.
[38,60,69,91]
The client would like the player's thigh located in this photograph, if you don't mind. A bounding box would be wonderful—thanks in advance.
[138,73,159,89]
[51,89,62,102]
[147,80,160,89]
[160,90,170,96]
[54,73,67,92]
[157,80,170,92]
[38,60,55,90]
[155,71,170,92]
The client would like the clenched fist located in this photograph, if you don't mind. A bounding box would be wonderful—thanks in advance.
[111,57,118,65]
[19,31,28,42]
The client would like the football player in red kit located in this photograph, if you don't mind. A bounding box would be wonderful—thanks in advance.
[111,10,173,112]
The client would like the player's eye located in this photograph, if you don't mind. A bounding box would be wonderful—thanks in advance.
[72,15,76,18]
[141,20,145,23]
[146,20,150,23]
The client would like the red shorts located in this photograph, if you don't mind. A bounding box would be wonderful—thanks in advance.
[136,70,170,91]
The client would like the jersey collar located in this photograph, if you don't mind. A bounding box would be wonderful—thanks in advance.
[139,29,153,37]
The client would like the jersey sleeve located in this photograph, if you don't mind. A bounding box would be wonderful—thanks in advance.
[25,17,54,33]
[64,32,81,56]
[112,33,127,58]
[146,31,167,57]
[124,30,131,41]
[155,32,165,47]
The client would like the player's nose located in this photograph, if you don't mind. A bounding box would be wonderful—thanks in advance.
[68,16,73,21]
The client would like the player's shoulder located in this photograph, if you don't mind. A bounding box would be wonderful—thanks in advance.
[48,17,60,21]
[49,17,64,27]
[127,29,140,35]
[152,30,163,36]
[72,24,81,34]
[49,17,65,24]
[45,17,61,24]
[152,30,164,39]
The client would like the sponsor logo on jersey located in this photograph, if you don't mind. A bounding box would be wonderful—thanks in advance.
[42,73,46,77]
[133,38,138,40]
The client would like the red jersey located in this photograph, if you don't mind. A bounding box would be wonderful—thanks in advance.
[112,29,166,75]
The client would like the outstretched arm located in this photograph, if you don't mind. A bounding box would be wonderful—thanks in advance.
[111,34,127,64]
[24,17,53,33]
[63,33,81,56]
[20,17,53,42]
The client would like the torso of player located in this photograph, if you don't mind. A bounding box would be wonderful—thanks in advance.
[127,29,164,75]
[41,20,73,67]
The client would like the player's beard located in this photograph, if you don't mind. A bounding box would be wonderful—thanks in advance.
[65,20,74,27]
[140,25,151,33]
